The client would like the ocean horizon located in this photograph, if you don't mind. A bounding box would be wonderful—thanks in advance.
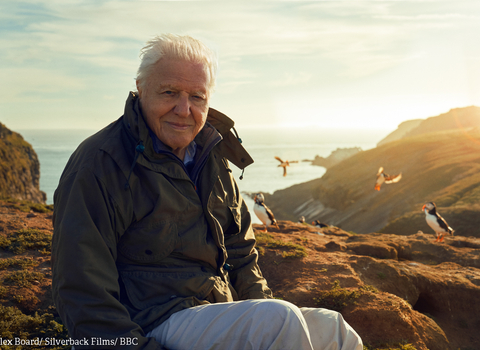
[19,126,389,224]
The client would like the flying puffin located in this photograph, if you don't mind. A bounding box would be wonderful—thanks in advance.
[375,167,402,191]
[253,193,278,232]
[422,202,454,242]
[274,156,298,177]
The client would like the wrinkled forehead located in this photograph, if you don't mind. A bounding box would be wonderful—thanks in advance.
[149,57,212,95]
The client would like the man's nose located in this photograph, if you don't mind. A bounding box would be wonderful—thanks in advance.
[173,93,190,117]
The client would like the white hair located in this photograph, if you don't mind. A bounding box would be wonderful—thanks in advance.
[136,33,218,95]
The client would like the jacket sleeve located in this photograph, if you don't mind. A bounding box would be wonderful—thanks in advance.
[52,168,165,350]
[222,179,274,300]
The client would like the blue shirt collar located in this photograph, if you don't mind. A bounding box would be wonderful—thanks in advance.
[183,141,197,165]
[148,128,197,165]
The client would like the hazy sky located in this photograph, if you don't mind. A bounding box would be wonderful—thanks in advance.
[2,1,480,132]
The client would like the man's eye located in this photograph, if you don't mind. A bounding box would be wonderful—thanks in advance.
[159,90,175,96]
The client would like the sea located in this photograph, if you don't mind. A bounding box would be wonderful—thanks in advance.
[18,127,388,224]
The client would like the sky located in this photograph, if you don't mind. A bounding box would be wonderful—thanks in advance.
[1,0,480,132]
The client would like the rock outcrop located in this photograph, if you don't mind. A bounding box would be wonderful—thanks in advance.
[311,147,362,168]
[254,220,480,350]
[0,123,46,203]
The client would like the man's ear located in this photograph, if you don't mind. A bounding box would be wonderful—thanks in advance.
[136,80,143,98]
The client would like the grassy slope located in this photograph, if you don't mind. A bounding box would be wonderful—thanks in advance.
[267,128,480,236]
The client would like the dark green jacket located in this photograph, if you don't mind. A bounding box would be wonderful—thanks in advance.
[52,92,273,349]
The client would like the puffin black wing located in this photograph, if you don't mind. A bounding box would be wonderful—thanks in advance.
[263,203,278,226]
[436,213,454,234]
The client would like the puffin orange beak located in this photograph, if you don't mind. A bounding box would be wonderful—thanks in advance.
[254,195,257,201]
[422,204,426,211]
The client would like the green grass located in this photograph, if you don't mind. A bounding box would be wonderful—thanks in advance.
[255,232,275,243]
[0,258,38,270]
[2,198,53,213]
[4,271,45,288]
[313,280,378,311]
[255,232,308,258]
[0,228,52,254]
[0,306,69,350]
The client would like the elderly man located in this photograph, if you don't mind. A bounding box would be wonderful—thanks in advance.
[52,34,363,349]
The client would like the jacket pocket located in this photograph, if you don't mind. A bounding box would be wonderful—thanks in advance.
[226,204,242,236]
[118,220,178,263]
[119,269,216,310]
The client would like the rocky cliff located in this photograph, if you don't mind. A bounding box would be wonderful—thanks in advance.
[0,123,45,203]
[264,107,480,235]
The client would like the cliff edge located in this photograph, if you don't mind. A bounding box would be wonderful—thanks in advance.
[0,123,46,203]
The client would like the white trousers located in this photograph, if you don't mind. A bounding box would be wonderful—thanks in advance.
[146,299,363,350]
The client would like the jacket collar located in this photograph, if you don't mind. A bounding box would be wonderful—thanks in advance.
[123,91,254,170]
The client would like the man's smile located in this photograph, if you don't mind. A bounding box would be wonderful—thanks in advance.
[165,121,192,131]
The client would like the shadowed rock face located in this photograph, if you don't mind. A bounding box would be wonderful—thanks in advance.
[0,123,46,203]
[255,221,480,350]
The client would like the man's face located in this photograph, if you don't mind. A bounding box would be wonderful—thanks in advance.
[137,57,210,159]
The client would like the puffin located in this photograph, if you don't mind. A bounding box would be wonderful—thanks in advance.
[312,220,328,228]
[253,193,278,232]
[274,156,298,177]
[422,202,454,242]
[375,166,402,191]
